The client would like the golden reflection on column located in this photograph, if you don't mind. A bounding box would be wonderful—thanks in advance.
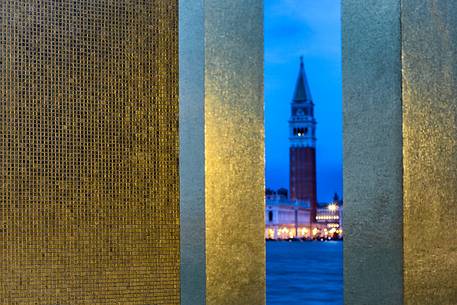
[205,0,265,304]
[402,1,457,304]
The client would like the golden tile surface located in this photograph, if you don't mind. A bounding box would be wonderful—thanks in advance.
[402,1,457,304]
[204,1,265,304]
[0,1,179,304]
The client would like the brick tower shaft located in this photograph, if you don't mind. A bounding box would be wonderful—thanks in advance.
[290,147,317,221]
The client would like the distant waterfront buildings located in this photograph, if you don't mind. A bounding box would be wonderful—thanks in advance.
[265,188,342,240]
[265,189,311,239]
[266,58,342,240]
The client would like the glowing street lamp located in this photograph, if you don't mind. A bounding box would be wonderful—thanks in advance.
[328,204,338,212]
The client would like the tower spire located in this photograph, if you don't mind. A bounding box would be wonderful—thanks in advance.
[293,56,313,102]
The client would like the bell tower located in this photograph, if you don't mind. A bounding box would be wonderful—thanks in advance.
[289,57,317,222]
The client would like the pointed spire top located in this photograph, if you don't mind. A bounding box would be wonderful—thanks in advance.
[293,56,313,102]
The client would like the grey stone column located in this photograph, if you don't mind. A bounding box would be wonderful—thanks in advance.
[343,1,403,304]
[344,1,457,304]
[179,0,265,305]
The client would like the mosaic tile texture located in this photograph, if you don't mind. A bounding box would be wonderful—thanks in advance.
[0,1,179,304]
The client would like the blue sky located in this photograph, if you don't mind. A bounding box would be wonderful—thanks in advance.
[265,0,342,202]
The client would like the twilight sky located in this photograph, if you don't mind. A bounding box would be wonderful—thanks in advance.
[265,0,342,203]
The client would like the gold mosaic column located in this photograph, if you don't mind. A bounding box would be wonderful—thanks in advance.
[344,0,457,304]
[0,1,179,304]
[402,1,457,304]
[180,0,265,304]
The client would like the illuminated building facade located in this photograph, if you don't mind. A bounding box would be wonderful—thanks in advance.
[265,189,311,239]
[265,189,343,240]
[316,194,343,238]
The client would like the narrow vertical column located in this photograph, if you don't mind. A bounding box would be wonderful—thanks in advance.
[204,0,264,304]
[179,0,206,304]
[180,0,265,304]
[343,1,403,304]
[402,1,457,304]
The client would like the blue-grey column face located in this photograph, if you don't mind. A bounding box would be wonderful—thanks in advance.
[402,1,457,304]
[343,1,403,304]
[180,0,264,304]
[180,0,206,304]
